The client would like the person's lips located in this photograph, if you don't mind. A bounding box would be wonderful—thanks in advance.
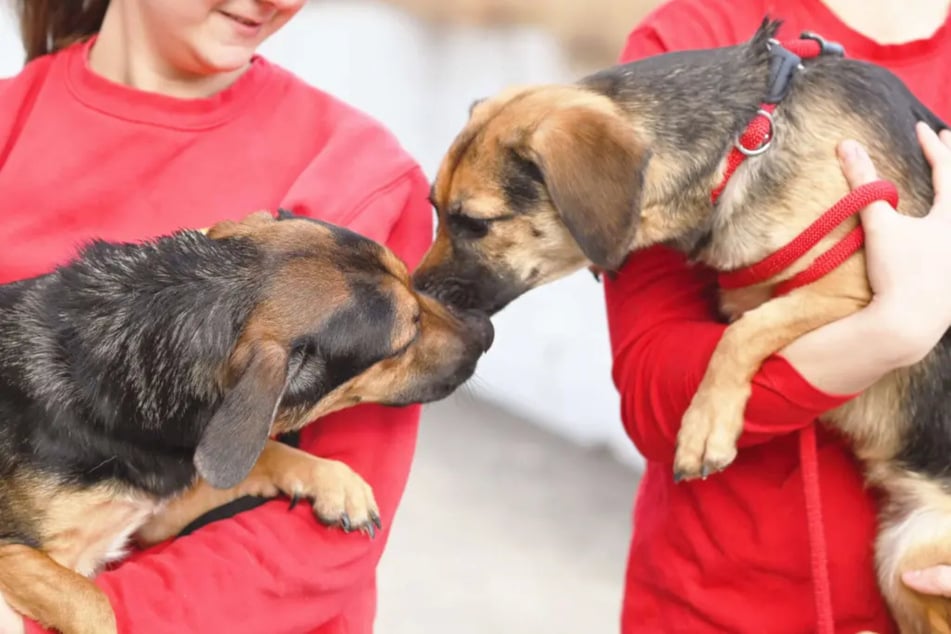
[218,10,266,35]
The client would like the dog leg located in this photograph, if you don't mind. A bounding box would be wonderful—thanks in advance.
[0,543,115,634]
[672,290,863,481]
[136,440,380,546]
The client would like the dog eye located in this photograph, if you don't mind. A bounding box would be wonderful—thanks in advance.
[447,214,490,239]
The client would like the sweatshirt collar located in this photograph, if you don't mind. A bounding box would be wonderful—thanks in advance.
[61,36,274,130]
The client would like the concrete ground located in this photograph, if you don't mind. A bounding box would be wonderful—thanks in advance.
[376,393,641,634]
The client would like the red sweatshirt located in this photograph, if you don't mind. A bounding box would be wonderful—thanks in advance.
[606,1,951,632]
[0,36,432,634]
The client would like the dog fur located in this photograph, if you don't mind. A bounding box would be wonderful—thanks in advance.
[0,208,492,634]
[412,19,951,633]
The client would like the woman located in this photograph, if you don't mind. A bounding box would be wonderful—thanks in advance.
[605,0,951,631]
[1,1,432,632]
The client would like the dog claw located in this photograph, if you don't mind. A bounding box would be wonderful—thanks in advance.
[289,492,301,510]
[340,513,352,532]
[371,512,382,530]
[673,470,685,483]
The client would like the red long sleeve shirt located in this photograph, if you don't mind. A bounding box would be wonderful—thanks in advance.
[0,36,432,634]
[606,1,951,632]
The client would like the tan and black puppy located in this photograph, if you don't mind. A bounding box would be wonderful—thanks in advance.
[0,208,492,634]
[413,19,951,633]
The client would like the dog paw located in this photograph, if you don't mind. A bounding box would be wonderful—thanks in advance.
[672,387,748,482]
[279,458,382,538]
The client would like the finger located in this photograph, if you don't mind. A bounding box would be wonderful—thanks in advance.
[837,139,879,188]
[917,122,951,205]
[940,128,951,149]
[837,139,896,226]
[902,566,951,597]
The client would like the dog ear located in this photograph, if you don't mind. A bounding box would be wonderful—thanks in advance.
[194,341,290,489]
[527,104,648,271]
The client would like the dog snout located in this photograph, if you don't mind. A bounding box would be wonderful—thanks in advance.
[455,308,494,353]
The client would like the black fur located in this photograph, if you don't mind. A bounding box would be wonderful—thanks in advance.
[501,148,545,213]
[897,327,951,479]
[0,232,264,498]
[283,279,396,409]
[0,219,413,542]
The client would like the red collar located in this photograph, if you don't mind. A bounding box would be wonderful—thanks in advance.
[712,33,899,296]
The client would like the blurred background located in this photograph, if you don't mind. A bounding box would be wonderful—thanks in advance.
[0,1,666,631]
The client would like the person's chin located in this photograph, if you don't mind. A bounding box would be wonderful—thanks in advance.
[192,44,257,76]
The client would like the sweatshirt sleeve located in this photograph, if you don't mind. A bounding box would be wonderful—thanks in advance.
[24,166,434,634]
[604,7,852,464]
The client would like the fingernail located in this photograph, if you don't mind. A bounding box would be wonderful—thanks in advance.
[839,140,861,160]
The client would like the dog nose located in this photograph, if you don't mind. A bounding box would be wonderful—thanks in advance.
[467,311,495,353]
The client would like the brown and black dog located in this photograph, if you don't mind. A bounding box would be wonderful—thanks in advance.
[412,18,951,634]
[0,208,492,634]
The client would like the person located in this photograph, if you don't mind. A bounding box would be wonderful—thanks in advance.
[1,1,433,632]
[603,0,951,631]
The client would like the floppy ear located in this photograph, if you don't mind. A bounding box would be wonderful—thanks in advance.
[527,105,649,271]
[195,341,290,489]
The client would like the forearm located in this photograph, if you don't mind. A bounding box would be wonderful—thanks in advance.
[780,302,913,396]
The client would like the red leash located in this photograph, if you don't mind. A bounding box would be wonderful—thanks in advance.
[711,34,899,298]
[718,180,898,295]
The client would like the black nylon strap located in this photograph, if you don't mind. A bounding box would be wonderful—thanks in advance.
[763,44,803,104]
[177,431,302,537]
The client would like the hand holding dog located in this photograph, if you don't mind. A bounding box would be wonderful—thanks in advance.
[837,122,951,364]
[780,123,951,394]
[837,122,951,599]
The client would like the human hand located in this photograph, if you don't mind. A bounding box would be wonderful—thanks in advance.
[0,594,25,634]
[903,566,951,597]
[836,122,951,365]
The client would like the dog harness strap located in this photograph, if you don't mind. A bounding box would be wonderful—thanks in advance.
[711,33,901,300]
[764,43,805,104]
[709,103,777,203]
[710,34,842,205]
[717,180,899,289]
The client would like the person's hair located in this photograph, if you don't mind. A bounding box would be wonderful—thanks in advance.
[16,0,110,62]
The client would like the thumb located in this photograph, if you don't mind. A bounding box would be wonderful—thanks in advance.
[903,567,951,597]
[836,139,896,227]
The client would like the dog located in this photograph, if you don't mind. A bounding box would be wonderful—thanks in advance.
[0,208,493,634]
[411,18,951,633]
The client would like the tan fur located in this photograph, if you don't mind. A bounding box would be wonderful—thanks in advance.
[413,42,950,628]
[869,467,951,634]
[0,544,115,634]
[37,485,161,577]
[421,86,648,285]
[676,271,868,477]
[136,440,377,546]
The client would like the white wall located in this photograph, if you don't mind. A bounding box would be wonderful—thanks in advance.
[0,1,642,469]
